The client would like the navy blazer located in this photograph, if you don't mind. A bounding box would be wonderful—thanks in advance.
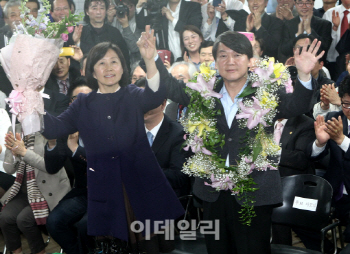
[42,82,184,241]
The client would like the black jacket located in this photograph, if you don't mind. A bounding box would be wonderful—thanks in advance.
[280,15,332,58]
[278,115,315,177]
[68,23,130,70]
[151,114,190,197]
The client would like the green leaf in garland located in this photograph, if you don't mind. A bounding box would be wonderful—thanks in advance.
[252,140,262,161]
[238,84,257,98]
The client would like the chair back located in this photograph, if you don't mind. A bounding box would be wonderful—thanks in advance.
[272,174,333,231]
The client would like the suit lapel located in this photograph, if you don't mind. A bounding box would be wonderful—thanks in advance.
[152,116,170,155]
[280,118,294,149]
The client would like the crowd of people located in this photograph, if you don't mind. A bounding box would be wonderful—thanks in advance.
[0,0,349,253]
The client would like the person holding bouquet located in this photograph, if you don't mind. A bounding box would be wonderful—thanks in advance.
[41,26,184,253]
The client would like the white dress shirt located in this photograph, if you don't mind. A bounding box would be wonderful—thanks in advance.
[323,5,350,62]
[167,1,182,60]
[145,116,164,142]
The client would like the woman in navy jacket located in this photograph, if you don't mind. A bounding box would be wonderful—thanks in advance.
[42,28,184,251]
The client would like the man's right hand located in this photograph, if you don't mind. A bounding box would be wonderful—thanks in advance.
[73,25,83,45]
[107,5,117,23]
[137,0,147,8]
[315,115,330,147]
[332,10,340,31]
[296,19,304,36]
[280,4,293,20]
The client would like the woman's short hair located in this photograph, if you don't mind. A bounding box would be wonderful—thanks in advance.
[85,42,130,90]
[212,31,253,61]
[180,25,204,57]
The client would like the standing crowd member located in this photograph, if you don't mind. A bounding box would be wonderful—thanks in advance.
[40,26,184,253]
[162,31,323,254]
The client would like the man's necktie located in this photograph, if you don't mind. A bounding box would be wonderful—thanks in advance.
[341,10,349,38]
[147,131,154,147]
[59,79,68,95]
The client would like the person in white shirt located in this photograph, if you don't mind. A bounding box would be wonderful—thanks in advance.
[322,0,350,80]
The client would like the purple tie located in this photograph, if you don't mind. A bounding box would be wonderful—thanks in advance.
[274,122,284,144]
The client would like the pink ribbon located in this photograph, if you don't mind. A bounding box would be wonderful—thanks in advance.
[5,90,24,135]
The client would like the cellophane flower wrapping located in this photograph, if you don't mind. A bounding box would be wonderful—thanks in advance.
[0,34,63,135]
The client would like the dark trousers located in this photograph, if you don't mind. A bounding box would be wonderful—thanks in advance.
[0,192,46,254]
[46,195,91,254]
[203,191,273,254]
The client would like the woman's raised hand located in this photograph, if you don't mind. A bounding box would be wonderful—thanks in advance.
[137,25,157,62]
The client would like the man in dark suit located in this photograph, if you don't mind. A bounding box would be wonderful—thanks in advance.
[309,75,350,243]
[135,0,202,60]
[42,87,70,116]
[280,0,332,59]
[244,0,284,60]
[160,31,323,254]
[144,99,189,197]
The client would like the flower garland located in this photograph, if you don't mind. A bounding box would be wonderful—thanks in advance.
[181,58,293,225]
[16,0,83,41]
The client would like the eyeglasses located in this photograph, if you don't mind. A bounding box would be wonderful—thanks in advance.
[295,1,313,7]
[71,95,78,102]
[341,102,350,109]
[54,7,69,12]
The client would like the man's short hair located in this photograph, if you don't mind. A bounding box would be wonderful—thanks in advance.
[83,0,109,23]
[28,0,40,10]
[67,76,92,99]
[168,61,197,79]
[339,75,350,98]
[212,31,253,61]
[199,40,214,53]
[3,0,21,18]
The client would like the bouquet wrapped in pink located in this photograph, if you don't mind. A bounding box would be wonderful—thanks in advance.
[1,35,63,135]
[2,0,82,135]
